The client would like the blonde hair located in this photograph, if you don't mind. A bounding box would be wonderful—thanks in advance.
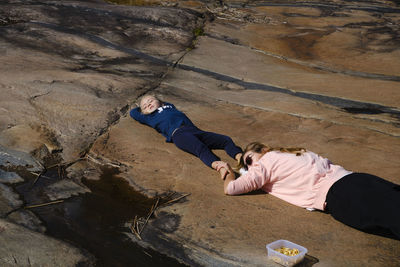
[238,142,306,170]
[137,94,163,113]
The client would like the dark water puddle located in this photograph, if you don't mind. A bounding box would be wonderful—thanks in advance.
[14,166,187,267]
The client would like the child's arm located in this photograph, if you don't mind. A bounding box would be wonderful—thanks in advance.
[130,107,148,124]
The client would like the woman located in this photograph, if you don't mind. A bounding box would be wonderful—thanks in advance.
[221,142,400,239]
[130,94,242,178]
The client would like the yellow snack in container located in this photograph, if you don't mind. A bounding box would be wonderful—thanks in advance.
[266,240,307,267]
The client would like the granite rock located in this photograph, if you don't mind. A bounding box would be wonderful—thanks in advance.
[1,0,399,266]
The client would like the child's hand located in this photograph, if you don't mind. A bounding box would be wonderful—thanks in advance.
[212,161,231,180]
[212,161,229,172]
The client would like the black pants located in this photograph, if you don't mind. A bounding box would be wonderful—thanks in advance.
[326,173,400,239]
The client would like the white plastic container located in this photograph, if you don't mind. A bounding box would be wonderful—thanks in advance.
[266,239,307,267]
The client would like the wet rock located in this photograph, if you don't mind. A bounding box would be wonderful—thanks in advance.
[0,170,23,184]
[0,219,93,266]
[7,209,46,233]
[1,0,400,266]
[0,145,41,172]
[0,124,61,163]
[44,179,90,201]
[151,211,180,234]
[0,183,22,216]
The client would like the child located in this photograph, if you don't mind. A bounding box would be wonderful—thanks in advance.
[130,94,243,178]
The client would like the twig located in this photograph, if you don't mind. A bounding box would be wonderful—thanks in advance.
[130,215,142,240]
[107,162,121,168]
[136,218,141,234]
[47,163,60,169]
[86,154,105,165]
[130,193,189,240]
[165,191,176,199]
[24,200,64,209]
[30,170,44,188]
[30,172,53,180]
[143,250,152,258]
[86,154,121,168]
[138,197,159,235]
[160,193,190,207]
[46,157,85,170]
[29,172,51,179]
[29,171,60,181]
[60,165,66,179]
[136,222,143,237]
[129,223,141,240]
[35,159,45,171]
[57,165,61,179]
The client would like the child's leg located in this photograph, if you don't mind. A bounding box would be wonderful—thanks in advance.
[195,130,242,162]
[172,127,220,168]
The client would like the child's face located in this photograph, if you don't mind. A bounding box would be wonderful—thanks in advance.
[140,96,161,114]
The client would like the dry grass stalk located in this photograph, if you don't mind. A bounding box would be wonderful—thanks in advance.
[46,157,86,170]
[30,170,44,188]
[131,197,160,239]
[143,250,152,258]
[60,165,66,179]
[86,154,121,168]
[160,193,190,207]
[130,193,189,240]
[86,154,105,165]
[57,165,61,179]
[29,171,51,180]
[130,215,142,240]
[136,218,142,234]
[25,200,64,209]
[29,157,85,185]
[139,197,160,235]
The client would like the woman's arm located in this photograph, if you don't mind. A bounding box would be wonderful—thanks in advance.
[223,162,269,195]
[224,166,236,195]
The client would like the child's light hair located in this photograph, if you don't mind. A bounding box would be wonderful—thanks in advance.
[137,93,158,106]
[136,94,163,113]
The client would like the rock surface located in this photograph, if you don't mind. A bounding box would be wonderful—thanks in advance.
[0,219,92,266]
[0,170,23,184]
[1,0,400,266]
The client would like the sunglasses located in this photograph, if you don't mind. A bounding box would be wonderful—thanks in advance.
[244,154,253,170]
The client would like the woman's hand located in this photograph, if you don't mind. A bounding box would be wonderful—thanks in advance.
[212,161,229,172]
[212,161,230,180]
[223,163,236,194]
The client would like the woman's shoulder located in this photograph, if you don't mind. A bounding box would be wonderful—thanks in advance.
[260,150,311,163]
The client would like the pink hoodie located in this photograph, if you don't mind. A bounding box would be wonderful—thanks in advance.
[226,151,352,210]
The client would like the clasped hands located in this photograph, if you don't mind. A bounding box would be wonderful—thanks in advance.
[212,161,234,180]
